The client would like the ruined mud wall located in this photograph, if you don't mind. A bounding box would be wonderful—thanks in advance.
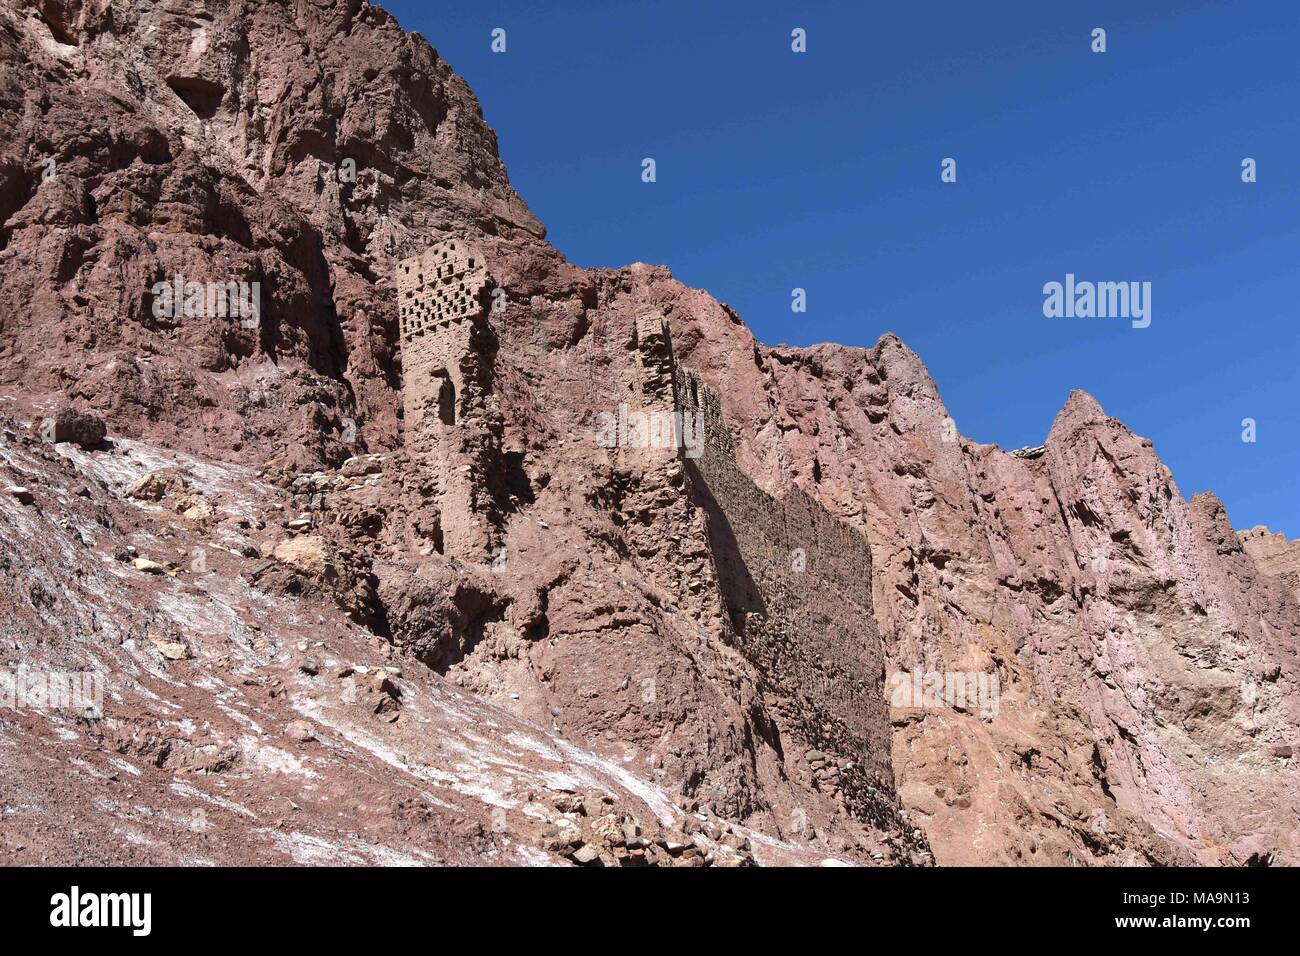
[671,361,896,823]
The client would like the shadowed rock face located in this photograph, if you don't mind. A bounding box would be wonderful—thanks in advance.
[0,0,1296,866]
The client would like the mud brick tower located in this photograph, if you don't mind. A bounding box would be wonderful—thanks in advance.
[396,240,502,559]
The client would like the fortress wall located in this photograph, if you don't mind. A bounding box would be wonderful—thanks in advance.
[672,363,895,813]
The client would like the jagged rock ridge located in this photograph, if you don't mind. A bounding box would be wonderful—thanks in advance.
[0,0,1296,866]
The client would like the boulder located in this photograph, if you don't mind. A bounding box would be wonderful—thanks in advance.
[125,471,189,501]
[41,405,106,448]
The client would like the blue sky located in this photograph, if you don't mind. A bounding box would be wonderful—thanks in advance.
[382,0,1298,537]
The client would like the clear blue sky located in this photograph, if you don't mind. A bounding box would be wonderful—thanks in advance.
[381,0,1298,537]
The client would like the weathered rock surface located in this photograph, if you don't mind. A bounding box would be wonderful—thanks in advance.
[1240,526,1300,605]
[747,350,1300,865]
[0,0,1295,866]
[0,411,837,865]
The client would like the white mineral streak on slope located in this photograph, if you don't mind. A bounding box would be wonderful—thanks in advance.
[169,780,258,819]
[508,731,833,864]
[513,845,560,866]
[214,697,266,736]
[260,829,363,865]
[295,677,680,824]
[295,696,517,809]
[108,757,142,777]
[55,434,264,501]
[237,736,319,779]
[504,730,679,825]
[284,700,560,864]
[258,829,438,867]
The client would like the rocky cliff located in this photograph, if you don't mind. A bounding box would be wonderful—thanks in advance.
[1,0,1295,866]
[1241,526,1300,605]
